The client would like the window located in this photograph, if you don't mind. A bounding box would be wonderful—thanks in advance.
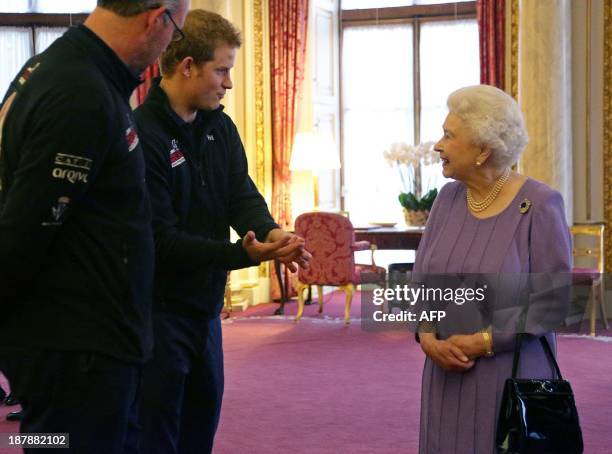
[341,0,473,9]
[0,27,32,97]
[34,0,96,13]
[0,0,29,13]
[0,0,96,13]
[0,1,93,95]
[342,24,415,225]
[341,1,479,226]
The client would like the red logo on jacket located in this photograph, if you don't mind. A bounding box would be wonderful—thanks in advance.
[169,139,186,168]
[125,126,140,152]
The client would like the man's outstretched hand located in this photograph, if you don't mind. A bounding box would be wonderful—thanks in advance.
[243,230,311,271]
[264,228,311,272]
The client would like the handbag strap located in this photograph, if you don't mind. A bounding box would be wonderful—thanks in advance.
[511,333,563,380]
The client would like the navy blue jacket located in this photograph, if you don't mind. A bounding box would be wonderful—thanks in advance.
[134,80,278,319]
[0,26,154,363]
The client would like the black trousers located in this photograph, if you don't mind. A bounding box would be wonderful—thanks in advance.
[139,314,224,454]
[0,349,142,454]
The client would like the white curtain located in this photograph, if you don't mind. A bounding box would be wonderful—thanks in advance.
[341,0,472,9]
[419,19,479,144]
[0,0,29,13]
[341,19,479,227]
[35,27,68,54]
[342,24,414,226]
[0,27,33,98]
[419,19,479,192]
[33,0,96,13]
[0,1,95,98]
[0,0,95,13]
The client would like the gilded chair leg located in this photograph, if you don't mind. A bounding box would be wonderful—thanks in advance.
[295,281,309,323]
[340,283,355,325]
[597,279,609,330]
[317,285,324,314]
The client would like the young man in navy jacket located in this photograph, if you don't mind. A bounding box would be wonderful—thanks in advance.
[0,0,189,451]
[134,9,310,453]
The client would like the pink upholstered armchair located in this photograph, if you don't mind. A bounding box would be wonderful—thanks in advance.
[294,212,386,324]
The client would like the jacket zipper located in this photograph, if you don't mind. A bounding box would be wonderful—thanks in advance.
[199,131,208,187]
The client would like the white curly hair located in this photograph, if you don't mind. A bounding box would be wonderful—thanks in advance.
[447,85,529,168]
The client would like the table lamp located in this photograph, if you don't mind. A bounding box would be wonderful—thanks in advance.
[289,131,340,209]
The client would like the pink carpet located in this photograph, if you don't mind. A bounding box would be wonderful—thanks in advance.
[0,291,609,453]
[215,292,612,453]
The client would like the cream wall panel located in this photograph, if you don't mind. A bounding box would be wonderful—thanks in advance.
[518,0,573,222]
[189,0,230,15]
[572,0,605,223]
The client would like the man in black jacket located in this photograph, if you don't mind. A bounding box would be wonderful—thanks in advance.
[0,1,188,452]
[134,9,310,454]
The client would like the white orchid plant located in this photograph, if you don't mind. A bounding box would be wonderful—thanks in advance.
[383,141,440,212]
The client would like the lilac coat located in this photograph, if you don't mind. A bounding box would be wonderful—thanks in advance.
[414,178,571,454]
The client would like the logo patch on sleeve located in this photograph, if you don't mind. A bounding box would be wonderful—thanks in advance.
[18,62,41,86]
[169,139,186,168]
[125,126,140,152]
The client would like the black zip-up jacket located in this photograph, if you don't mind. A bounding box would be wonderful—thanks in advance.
[134,80,278,319]
[0,25,154,363]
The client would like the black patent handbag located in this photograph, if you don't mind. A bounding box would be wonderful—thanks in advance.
[496,334,584,454]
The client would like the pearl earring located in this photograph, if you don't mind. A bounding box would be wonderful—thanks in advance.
[476,161,481,166]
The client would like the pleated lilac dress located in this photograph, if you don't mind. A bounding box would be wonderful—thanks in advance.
[413,178,571,454]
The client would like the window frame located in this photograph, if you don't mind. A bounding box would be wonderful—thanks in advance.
[339,1,477,211]
[0,13,88,56]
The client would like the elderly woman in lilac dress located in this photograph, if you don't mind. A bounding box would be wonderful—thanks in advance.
[413,85,571,453]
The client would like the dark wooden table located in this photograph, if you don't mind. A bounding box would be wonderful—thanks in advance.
[354,226,424,250]
[273,226,424,314]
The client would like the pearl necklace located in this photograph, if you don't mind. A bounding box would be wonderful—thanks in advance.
[466,169,511,212]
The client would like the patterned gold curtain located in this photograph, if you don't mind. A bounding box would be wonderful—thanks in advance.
[476,0,505,89]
